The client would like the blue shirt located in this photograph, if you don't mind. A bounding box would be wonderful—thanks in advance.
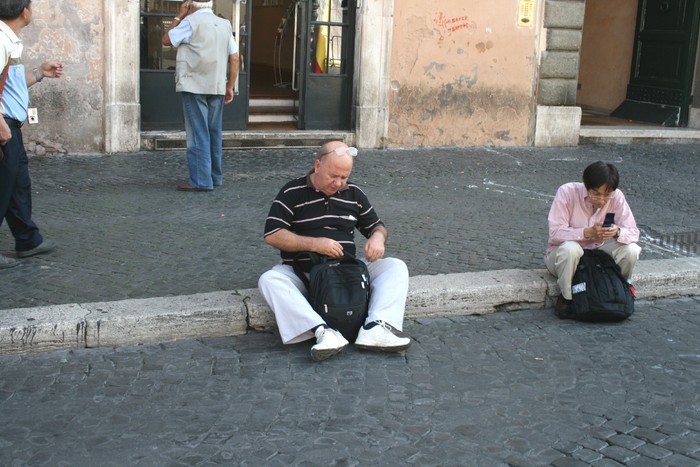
[0,21,29,122]
[168,8,238,55]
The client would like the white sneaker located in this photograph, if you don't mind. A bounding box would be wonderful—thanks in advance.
[355,320,411,352]
[310,327,349,362]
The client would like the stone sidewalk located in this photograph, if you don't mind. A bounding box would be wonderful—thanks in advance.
[1,144,699,353]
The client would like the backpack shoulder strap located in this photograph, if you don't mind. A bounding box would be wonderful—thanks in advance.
[0,55,10,102]
[336,251,365,269]
[292,251,326,289]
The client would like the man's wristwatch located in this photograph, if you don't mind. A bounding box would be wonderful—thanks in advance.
[614,227,620,239]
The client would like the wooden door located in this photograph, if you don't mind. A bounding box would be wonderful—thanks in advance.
[612,0,700,126]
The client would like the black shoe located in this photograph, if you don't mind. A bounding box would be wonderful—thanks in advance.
[16,240,56,258]
[177,182,213,192]
[554,295,572,317]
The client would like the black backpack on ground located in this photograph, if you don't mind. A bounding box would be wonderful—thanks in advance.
[559,249,635,322]
[293,252,370,341]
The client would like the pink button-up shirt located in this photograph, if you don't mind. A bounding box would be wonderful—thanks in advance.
[546,182,640,254]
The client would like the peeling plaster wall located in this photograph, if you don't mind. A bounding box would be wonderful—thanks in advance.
[21,1,103,153]
[387,0,538,147]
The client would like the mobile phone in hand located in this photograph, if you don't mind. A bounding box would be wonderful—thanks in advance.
[603,212,615,227]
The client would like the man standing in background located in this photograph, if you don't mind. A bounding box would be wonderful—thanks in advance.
[0,0,64,269]
[162,0,239,192]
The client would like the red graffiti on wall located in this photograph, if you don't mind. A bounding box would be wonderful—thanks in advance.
[434,12,475,44]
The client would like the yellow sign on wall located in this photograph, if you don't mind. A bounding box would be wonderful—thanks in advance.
[518,0,535,27]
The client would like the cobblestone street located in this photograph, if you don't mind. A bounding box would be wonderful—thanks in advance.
[1,143,699,465]
[1,297,699,465]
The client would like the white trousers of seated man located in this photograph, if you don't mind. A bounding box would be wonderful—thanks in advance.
[545,240,641,300]
[258,257,409,344]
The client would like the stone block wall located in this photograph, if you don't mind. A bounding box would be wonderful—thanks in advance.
[538,0,585,106]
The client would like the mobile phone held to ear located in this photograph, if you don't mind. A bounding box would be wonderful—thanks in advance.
[603,212,615,227]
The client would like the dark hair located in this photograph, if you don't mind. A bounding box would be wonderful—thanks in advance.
[582,161,620,191]
[0,0,30,21]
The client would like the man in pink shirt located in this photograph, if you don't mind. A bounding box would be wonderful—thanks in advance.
[545,161,641,314]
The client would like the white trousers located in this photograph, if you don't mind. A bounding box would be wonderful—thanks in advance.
[545,240,641,300]
[258,257,409,344]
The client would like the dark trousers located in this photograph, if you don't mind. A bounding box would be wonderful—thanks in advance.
[0,123,42,252]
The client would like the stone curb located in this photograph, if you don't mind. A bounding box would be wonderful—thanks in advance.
[1,258,698,355]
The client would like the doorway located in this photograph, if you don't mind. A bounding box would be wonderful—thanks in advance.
[248,0,296,128]
[139,0,355,132]
[140,0,250,131]
[248,0,355,130]
[577,0,700,127]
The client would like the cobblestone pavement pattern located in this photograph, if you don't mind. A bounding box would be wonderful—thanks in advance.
[0,297,698,465]
[1,143,698,309]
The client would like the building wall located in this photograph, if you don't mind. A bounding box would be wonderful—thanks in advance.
[386,0,540,147]
[576,0,638,113]
[21,1,104,153]
[15,0,546,153]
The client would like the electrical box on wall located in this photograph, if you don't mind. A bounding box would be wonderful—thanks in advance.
[518,0,534,27]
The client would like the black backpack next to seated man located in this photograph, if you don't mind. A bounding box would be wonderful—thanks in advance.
[558,249,635,322]
[293,252,370,341]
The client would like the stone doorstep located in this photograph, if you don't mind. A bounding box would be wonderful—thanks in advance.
[1,258,698,355]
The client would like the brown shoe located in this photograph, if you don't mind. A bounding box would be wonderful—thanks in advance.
[554,295,572,317]
[177,182,213,192]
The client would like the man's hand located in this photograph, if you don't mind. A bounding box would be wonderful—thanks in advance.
[264,230,345,258]
[365,229,386,262]
[162,1,192,45]
[39,62,64,80]
[314,237,344,258]
[179,1,192,18]
[0,119,12,146]
[224,86,234,104]
[584,224,619,241]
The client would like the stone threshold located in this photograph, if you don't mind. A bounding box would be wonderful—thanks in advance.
[141,130,355,151]
[580,126,700,144]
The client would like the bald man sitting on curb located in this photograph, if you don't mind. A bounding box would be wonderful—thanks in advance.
[258,141,411,362]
